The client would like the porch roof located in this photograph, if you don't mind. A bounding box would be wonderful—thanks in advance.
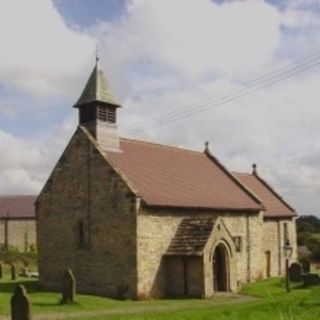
[165,217,216,256]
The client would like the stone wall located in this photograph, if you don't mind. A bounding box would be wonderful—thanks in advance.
[165,256,203,297]
[222,212,264,283]
[0,219,36,252]
[37,128,137,298]
[136,207,265,298]
[262,217,297,277]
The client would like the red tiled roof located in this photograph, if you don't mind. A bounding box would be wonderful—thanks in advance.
[0,195,36,218]
[106,139,262,211]
[234,173,296,218]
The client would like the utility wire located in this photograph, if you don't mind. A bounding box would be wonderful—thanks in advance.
[123,51,320,135]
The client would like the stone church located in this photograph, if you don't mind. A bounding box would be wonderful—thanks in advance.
[36,62,297,299]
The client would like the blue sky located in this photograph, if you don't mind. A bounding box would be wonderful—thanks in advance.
[53,0,126,26]
[0,0,320,215]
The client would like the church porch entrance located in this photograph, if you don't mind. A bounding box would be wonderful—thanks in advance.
[212,243,229,292]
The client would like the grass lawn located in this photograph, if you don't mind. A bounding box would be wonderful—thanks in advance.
[0,276,319,319]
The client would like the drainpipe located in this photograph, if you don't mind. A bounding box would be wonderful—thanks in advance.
[246,214,251,282]
[278,220,282,275]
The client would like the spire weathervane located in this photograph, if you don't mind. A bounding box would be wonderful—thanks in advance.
[95,44,100,65]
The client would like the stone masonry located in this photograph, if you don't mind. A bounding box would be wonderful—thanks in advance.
[37,128,137,298]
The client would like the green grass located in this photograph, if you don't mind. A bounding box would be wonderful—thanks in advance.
[1,276,320,319]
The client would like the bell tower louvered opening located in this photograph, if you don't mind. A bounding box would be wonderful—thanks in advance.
[74,62,122,152]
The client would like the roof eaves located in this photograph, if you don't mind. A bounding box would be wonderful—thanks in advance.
[164,252,203,257]
[0,216,35,220]
[264,212,297,219]
[143,203,262,212]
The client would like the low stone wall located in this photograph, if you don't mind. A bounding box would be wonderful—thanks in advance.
[0,219,36,252]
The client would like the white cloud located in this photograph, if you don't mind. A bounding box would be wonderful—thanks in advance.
[92,0,281,93]
[0,0,94,100]
[0,114,76,195]
[0,0,319,215]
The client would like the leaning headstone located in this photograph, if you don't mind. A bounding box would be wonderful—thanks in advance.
[300,259,311,273]
[289,262,303,282]
[11,284,32,320]
[11,264,17,280]
[61,269,76,304]
[0,262,3,279]
[302,273,320,286]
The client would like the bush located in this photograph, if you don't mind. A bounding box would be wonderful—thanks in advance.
[0,249,37,268]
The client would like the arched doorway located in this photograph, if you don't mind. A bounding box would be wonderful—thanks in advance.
[213,243,229,292]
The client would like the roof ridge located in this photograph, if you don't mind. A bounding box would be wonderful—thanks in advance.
[232,172,251,176]
[119,137,202,155]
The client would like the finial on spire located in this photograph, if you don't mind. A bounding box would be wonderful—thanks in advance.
[95,44,100,65]
[252,163,257,175]
[204,141,210,153]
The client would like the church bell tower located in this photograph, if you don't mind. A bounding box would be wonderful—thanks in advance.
[73,59,121,151]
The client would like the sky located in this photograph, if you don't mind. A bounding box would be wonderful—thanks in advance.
[0,0,319,215]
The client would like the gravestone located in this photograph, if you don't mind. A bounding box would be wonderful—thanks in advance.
[302,273,320,286]
[61,269,76,304]
[289,262,303,282]
[300,259,311,273]
[11,264,17,280]
[0,262,3,278]
[11,284,32,320]
[20,268,29,278]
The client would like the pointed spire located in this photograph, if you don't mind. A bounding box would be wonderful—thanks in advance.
[74,63,121,108]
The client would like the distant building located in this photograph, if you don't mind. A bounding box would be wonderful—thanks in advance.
[36,62,297,299]
[0,195,36,252]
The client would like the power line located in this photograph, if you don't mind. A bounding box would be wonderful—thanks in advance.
[123,51,320,135]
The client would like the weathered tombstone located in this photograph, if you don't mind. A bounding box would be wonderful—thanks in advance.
[300,259,311,273]
[61,269,76,304]
[0,262,3,279]
[11,264,17,280]
[20,268,29,278]
[302,273,320,286]
[11,284,32,320]
[289,262,303,282]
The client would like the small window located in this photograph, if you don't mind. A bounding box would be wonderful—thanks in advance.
[233,236,242,252]
[284,222,289,245]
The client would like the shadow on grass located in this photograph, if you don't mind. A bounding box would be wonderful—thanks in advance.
[0,279,42,293]
[33,301,79,307]
[298,301,320,307]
